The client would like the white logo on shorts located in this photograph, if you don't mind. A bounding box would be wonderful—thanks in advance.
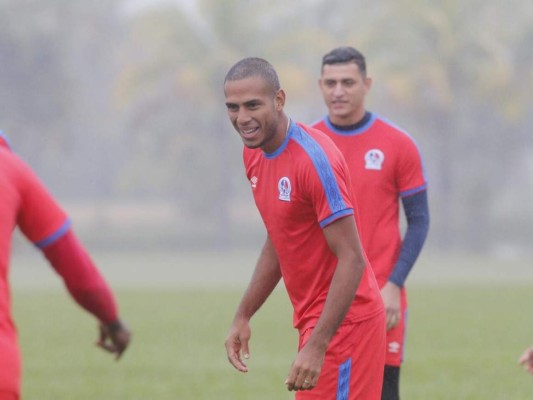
[388,341,400,354]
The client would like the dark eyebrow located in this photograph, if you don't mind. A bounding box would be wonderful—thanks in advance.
[225,98,264,109]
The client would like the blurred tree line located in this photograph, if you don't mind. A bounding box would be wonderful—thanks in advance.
[1,0,532,254]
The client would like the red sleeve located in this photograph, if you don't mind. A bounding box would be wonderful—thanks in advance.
[13,154,69,246]
[42,229,118,324]
[396,135,427,196]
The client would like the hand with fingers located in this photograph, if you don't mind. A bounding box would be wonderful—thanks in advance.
[285,343,324,392]
[519,347,533,374]
[381,281,402,331]
[225,318,251,373]
[97,319,131,360]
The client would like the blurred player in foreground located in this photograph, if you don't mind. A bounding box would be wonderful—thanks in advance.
[223,57,386,399]
[313,47,430,400]
[0,131,131,400]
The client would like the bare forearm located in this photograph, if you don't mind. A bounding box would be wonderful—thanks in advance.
[307,216,366,350]
[234,237,282,322]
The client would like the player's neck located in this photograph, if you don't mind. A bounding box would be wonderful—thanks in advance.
[329,111,370,131]
[263,115,290,154]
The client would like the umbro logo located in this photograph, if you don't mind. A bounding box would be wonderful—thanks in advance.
[250,176,258,188]
[388,341,400,354]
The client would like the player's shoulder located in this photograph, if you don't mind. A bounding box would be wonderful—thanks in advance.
[0,146,18,164]
[372,114,421,148]
[0,144,35,184]
[0,131,19,163]
[293,122,346,167]
[373,114,413,139]
[296,122,338,150]
[310,116,327,130]
[0,130,12,151]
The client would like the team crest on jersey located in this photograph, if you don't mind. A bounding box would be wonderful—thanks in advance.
[278,177,291,202]
[250,176,258,189]
[364,149,385,170]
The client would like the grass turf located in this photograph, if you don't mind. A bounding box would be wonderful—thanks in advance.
[9,251,533,399]
[12,285,533,399]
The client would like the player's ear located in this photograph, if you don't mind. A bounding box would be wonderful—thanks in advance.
[275,89,286,110]
[364,76,373,93]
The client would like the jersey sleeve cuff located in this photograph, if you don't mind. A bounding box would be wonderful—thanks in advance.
[34,219,72,249]
[319,208,354,228]
[400,183,427,198]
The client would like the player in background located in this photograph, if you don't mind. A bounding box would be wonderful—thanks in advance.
[519,347,533,374]
[0,131,131,400]
[223,57,386,399]
[313,47,430,400]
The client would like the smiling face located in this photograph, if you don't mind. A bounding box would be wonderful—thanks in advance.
[319,62,372,126]
[224,75,287,153]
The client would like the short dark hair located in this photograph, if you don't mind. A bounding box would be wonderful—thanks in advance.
[224,57,280,93]
[321,47,366,76]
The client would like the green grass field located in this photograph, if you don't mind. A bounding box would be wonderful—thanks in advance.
[10,251,533,399]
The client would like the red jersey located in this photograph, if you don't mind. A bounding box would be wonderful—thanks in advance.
[313,114,427,287]
[0,147,69,393]
[243,120,382,332]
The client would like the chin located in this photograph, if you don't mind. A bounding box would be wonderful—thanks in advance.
[243,141,261,149]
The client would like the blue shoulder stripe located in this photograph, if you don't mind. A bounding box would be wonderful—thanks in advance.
[291,124,350,226]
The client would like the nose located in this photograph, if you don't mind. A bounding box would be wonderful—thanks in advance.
[236,108,252,125]
[332,82,344,96]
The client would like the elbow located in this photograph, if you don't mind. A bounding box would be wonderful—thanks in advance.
[351,251,367,276]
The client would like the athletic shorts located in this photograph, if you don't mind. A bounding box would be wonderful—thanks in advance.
[385,289,407,367]
[296,310,386,400]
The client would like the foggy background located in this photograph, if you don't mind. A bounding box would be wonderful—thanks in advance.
[3,0,533,261]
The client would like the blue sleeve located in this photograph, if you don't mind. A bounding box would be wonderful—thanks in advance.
[388,190,430,287]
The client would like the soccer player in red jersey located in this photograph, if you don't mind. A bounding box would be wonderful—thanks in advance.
[313,47,430,400]
[0,131,131,400]
[223,57,386,399]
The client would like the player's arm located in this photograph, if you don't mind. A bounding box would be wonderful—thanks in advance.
[225,235,282,373]
[41,229,131,359]
[15,156,130,359]
[389,190,430,286]
[285,215,365,391]
[383,189,430,329]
